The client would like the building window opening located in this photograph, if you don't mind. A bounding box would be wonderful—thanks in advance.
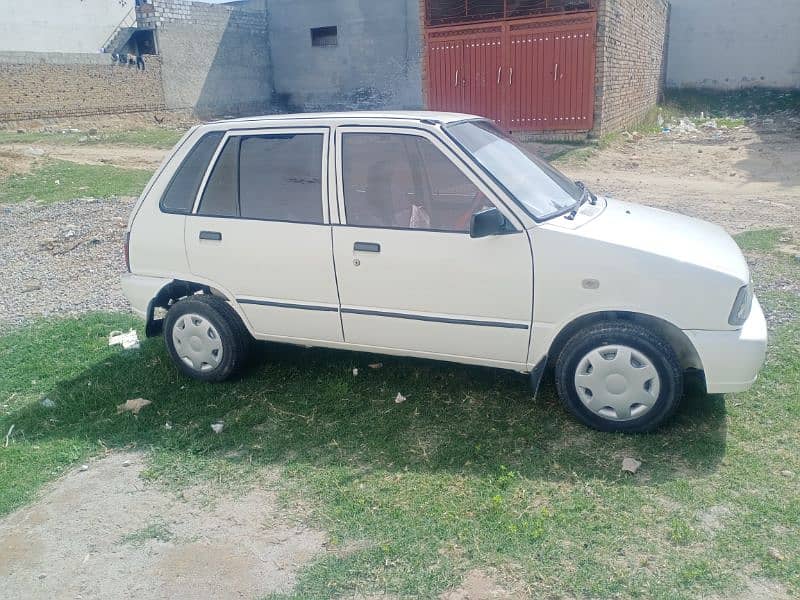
[311,26,338,47]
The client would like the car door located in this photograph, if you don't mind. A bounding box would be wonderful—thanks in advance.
[332,126,533,368]
[185,127,343,343]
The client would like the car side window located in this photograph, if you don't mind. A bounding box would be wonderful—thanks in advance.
[239,134,324,223]
[161,131,223,214]
[341,132,490,232]
[197,137,238,217]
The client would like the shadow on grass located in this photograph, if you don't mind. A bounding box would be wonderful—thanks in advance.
[12,333,728,487]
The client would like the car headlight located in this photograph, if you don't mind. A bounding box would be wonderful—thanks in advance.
[728,285,753,326]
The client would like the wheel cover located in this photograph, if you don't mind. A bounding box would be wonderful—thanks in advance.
[573,344,661,422]
[171,313,224,372]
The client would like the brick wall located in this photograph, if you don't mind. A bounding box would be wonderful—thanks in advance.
[593,0,669,135]
[0,52,166,122]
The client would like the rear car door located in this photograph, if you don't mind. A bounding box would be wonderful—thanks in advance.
[331,126,533,368]
[184,127,343,343]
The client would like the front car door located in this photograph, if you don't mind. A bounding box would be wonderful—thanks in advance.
[185,127,343,344]
[331,126,533,369]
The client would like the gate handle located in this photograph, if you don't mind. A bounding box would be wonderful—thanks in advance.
[455,68,459,87]
[497,66,502,84]
[509,67,513,86]
[554,63,559,81]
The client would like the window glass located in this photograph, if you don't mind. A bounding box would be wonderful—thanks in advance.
[198,137,239,217]
[445,120,582,220]
[239,134,324,223]
[342,133,487,232]
[161,131,223,213]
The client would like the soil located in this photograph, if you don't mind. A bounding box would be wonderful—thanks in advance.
[0,452,326,600]
[550,113,800,236]
[0,142,169,171]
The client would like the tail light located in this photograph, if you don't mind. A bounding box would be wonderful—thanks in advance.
[123,231,131,272]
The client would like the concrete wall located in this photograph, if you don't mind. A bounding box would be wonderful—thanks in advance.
[149,0,273,117]
[0,52,165,121]
[267,0,423,112]
[0,0,129,54]
[593,0,669,135]
[667,0,800,89]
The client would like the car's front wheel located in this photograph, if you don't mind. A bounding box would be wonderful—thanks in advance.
[164,295,250,382]
[554,322,683,432]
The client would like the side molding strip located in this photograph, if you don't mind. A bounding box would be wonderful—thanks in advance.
[341,308,529,330]
[237,299,339,312]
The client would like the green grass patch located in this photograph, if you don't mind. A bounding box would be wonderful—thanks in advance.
[734,229,785,253]
[119,520,174,546]
[0,159,152,203]
[664,88,800,119]
[1,241,799,598]
[0,127,187,150]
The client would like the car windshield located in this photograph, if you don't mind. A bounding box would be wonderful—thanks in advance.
[445,120,583,220]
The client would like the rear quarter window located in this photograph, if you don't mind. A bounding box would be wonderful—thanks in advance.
[160,131,224,214]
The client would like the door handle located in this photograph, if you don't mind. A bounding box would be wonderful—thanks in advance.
[509,67,513,86]
[455,68,459,87]
[554,63,559,81]
[199,231,222,241]
[497,66,502,84]
[354,242,380,253]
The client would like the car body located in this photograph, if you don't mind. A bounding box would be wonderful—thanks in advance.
[122,111,767,432]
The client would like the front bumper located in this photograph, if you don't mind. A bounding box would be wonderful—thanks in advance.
[685,296,768,394]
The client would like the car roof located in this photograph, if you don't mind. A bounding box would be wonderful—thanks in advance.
[207,110,484,127]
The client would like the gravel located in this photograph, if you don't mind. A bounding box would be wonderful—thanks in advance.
[0,197,135,330]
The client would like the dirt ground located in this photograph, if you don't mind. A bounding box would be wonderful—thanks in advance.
[1,110,799,599]
[549,113,800,237]
[0,452,327,600]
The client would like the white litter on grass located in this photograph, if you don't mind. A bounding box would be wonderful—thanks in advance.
[211,422,225,434]
[352,368,359,377]
[108,329,140,350]
[394,392,407,404]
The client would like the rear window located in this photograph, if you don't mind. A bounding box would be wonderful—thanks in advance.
[160,131,224,214]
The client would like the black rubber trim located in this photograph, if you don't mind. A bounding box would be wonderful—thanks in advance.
[529,354,548,398]
[341,307,529,330]
[237,298,339,312]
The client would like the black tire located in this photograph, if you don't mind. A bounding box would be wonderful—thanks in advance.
[554,321,682,433]
[163,294,251,382]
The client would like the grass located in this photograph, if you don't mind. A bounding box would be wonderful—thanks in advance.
[664,88,800,118]
[119,520,174,546]
[0,127,187,150]
[0,159,153,203]
[1,242,798,599]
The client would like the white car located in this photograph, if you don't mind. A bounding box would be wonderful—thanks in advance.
[122,112,767,432]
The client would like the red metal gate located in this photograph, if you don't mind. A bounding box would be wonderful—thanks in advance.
[425,11,596,132]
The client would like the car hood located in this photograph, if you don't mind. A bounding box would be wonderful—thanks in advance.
[560,198,750,283]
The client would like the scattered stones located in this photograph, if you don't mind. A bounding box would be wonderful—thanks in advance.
[79,465,89,472]
[22,281,41,293]
[116,398,152,415]
[24,147,45,157]
[88,128,98,136]
[780,469,794,477]
[40,398,56,408]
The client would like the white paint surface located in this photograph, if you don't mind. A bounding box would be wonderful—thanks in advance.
[667,0,800,89]
[0,0,129,53]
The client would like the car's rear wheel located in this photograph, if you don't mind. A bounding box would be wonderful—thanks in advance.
[554,322,682,432]
[164,295,250,382]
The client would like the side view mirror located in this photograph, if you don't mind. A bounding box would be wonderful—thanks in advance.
[470,207,512,239]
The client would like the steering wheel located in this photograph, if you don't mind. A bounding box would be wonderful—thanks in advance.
[455,190,491,232]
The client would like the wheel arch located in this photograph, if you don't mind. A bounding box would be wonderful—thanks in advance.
[546,311,704,374]
[145,279,252,338]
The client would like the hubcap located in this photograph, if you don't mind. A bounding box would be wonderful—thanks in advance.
[574,345,661,421]
[172,313,223,372]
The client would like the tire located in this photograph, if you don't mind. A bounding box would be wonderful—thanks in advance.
[554,321,682,433]
[163,294,251,382]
